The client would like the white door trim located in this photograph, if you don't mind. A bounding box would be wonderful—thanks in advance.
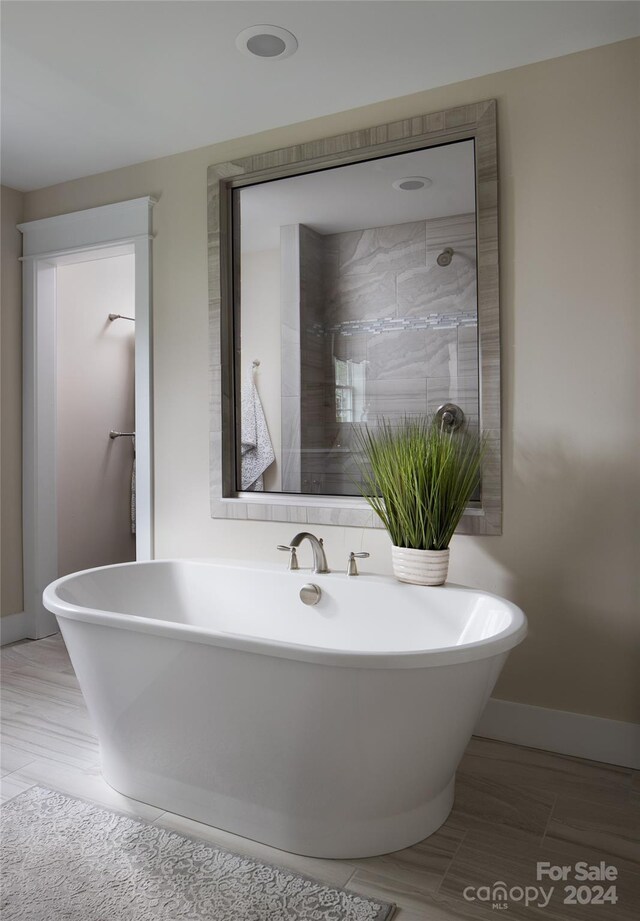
[18,197,155,639]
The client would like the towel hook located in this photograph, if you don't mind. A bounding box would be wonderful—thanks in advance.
[252,359,260,369]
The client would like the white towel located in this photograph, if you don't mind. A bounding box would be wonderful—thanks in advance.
[241,372,275,491]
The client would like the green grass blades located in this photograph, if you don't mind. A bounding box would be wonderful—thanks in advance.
[352,416,486,551]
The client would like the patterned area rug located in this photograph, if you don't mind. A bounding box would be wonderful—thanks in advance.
[1,787,394,920]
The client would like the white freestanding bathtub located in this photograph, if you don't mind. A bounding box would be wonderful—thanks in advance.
[44,559,526,858]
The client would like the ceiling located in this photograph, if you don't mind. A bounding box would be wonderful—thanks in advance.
[2,1,638,192]
[241,140,476,251]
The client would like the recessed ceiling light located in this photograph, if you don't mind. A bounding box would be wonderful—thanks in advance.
[392,176,433,192]
[236,25,298,60]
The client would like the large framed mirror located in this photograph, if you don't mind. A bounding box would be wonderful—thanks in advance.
[208,99,500,533]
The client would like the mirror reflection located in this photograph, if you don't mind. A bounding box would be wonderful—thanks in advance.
[235,139,478,496]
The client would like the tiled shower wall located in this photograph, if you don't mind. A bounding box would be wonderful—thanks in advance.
[326,213,478,418]
[285,214,479,494]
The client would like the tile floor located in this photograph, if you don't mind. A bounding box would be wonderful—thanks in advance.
[1,634,638,919]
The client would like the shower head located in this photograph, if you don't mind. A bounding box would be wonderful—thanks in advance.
[436,247,454,267]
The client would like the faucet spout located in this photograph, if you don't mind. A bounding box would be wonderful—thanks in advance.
[289,532,329,574]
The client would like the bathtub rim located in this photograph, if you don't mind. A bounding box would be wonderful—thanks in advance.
[44,558,527,670]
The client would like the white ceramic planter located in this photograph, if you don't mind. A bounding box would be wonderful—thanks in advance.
[391,546,450,586]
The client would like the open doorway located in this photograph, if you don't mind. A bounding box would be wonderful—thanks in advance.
[56,249,136,577]
[18,197,154,639]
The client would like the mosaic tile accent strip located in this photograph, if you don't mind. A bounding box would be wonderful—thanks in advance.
[320,312,478,336]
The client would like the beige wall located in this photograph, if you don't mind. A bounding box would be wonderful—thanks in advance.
[56,254,136,576]
[19,39,640,721]
[1,186,25,617]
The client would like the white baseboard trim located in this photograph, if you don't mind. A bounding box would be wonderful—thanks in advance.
[0,611,28,646]
[476,697,640,769]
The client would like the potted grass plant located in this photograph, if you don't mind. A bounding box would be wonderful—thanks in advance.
[353,416,485,585]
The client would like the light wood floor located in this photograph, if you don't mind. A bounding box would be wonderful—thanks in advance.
[1,634,638,919]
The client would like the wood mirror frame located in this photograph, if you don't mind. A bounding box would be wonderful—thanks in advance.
[208,99,501,533]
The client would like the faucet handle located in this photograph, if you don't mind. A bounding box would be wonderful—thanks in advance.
[277,545,299,571]
[347,551,370,576]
